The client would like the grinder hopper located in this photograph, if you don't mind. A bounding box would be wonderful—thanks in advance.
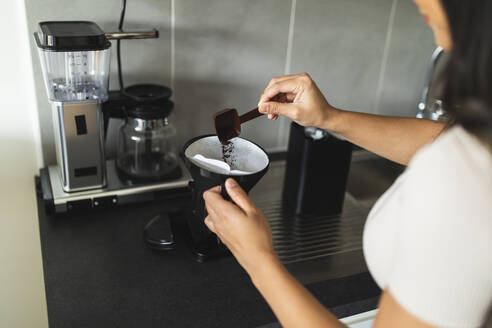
[183,135,269,260]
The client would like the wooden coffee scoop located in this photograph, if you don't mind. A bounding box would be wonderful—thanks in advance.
[214,93,287,144]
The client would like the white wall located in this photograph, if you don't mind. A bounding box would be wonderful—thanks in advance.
[0,0,48,327]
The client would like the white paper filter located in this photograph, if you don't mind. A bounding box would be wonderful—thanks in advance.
[184,136,269,176]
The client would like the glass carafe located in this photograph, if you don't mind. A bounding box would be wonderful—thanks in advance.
[116,115,180,182]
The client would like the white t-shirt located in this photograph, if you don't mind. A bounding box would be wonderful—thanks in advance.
[363,126,492,328]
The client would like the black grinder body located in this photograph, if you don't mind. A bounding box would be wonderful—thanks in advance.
[283,122,353,216]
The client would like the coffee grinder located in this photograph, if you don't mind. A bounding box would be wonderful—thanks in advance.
[283,122,353,216]
[35,21,191,214]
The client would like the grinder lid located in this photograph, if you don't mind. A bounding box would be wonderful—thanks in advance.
[36,21,111,51]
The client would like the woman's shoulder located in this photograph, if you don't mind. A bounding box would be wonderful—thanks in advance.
[412,125,491,169]
[397,124,492,254]
[406,125,492,203]
[387,126,492,328]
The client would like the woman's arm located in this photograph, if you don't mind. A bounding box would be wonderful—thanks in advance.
[327,111,444,165]
[250,252,346,328]
[203,180,437,328]
[258,73,445,165]
[203,180,345,328]
[374,290,434,328]
[252,253,435,328]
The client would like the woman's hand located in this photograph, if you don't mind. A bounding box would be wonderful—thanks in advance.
[203,178,276,274]
[258,72,340,129]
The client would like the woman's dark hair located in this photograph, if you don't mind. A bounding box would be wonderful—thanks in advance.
[441,3,492,325]
[440,0,492,148]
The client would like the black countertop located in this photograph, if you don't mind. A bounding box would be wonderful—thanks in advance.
[35,172,381,327]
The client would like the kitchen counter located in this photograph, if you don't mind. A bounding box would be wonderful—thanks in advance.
[35,159,381,328]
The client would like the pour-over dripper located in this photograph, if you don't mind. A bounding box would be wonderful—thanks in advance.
[182,135,269,257]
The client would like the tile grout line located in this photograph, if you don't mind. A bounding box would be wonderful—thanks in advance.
[374,0,398,114]
[277,0,297,149]
[170,0,175,94]
[283,0,296,76]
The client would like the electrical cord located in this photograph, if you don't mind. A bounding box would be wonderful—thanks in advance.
[117,0,127,90]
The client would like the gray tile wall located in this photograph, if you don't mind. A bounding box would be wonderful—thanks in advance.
[376,0,436,116]
[24,0,435,165]
[291,0,392,113]
[173,0,291,151]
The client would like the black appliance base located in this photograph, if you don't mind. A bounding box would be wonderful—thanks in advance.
[116,164,183,186]
[38,159,192,214]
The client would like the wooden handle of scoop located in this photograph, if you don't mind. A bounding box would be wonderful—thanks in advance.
[239,93,288,124]
[239,107,262,124]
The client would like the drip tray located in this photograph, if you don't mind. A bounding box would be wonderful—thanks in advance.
[250,160,371,284]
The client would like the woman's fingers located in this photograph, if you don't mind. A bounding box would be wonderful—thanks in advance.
[203,187,223,219]
[204,196,219,222]
[261,77,298,121]
[204,216,216,233]
[265,73,309,89]
[259,101,298,120]
[259,77,302,104]
[204,181,255,216]
[203,186,244,218]
[208,185,221,193]
[225,179,257,214]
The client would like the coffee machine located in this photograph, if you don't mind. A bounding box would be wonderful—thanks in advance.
[35,21,110,192]
[35,21,191,214]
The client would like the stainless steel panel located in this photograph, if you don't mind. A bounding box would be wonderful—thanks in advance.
[53,101,106,192]
[51,101,67,187]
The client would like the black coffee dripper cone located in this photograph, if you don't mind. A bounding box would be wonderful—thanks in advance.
[182,134,270,260]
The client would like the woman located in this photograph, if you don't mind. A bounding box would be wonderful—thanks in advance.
[203,0,492,327]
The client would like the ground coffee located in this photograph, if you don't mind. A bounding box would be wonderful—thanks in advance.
[222,140,235,168]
